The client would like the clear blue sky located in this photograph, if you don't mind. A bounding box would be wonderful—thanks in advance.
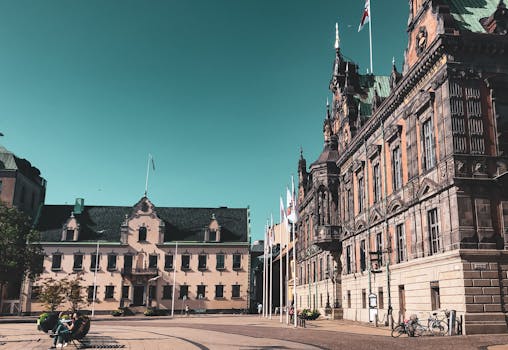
[0,0,408,242]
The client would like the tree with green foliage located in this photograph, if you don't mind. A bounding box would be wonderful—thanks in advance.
[0,203,44,306]
[38,277,67,312]
[63,273,89,312]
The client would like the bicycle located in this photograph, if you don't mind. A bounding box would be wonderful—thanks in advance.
[391,320,414,337]
[427,312,448,336]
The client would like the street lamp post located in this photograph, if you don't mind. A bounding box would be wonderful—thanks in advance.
[91,229,106,318]
[325,272,331,310]
[91,240,100,317]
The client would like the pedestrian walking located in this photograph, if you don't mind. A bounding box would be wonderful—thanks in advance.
[257,303,263,316]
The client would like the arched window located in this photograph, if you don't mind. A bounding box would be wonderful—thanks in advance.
[138,227,147,241]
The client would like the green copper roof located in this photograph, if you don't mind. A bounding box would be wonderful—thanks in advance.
[447,0,500,33]
[356,75,391,117]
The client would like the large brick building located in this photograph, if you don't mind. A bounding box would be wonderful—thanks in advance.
[296,0,508,334]
[0,145,46,314]
[22,197,251,314]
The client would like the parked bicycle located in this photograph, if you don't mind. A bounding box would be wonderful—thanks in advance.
[391,319,415,337]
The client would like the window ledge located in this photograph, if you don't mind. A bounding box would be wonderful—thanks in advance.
[51,268,62,271]
[216,267,226,271]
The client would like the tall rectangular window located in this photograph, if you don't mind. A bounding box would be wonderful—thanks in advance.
[138,227,147,241]
[162,285,172,299]
[396,224,406,262]
[319,258,323,281]
[181,255,190,270]
[430,281,440,310]
[65,229,74,241]
[197,285,206,299]
[347,290,351,308]
[362,289,367,309]
[107,254,117,271]
[164,255,173,270]
[422,118,436,170]
[346,245,352,274]
[360,240,366,272]
[215,284,224,298]
[392,146,402,191]
[90,253,100,270]
[51,254,62,271]
[232,285,240,298]
[123,255,133,271]
[121,285,129,299]
[198,254,207,270]
[232,254,241,270]
[149,255,157,268]
[373,163,381,203]
[216,254,225,269]
[105,286,114,299]
[73,254,83,270]
[347,189,353,220]
[378,287,384,309]
[87,286,95,301]
[179,285,188,299]
[376,232,383,266]
[357,176,364,213]
[428,208,441,254]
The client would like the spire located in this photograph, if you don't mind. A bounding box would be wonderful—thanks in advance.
[499,0,506,9]
[326,97,331,119]
[334,22,340,50]
[390,56,402,89]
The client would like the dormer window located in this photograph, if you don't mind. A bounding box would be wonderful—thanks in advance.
[65,229,74,241]
[209,230,217,241]
[205,213,221,242]
[138,227,147,241]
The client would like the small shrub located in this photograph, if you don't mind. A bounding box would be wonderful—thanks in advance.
[299,309,320,320]
[121,307,135,316]
[144,307,155,316]
[111,309,123,317]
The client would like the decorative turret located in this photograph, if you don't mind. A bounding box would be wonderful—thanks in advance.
[329,23,345,93]
[323,98,333,143]
[298,147,308,201]
[389,57,402,90]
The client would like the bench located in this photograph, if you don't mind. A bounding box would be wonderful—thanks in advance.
[193,308,206,314]
[39,313,91,346]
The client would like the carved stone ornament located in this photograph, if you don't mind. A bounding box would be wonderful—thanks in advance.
[367,144,382,159]
[416,26,428,57]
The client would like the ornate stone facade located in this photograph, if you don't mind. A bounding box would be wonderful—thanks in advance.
[296,0,508,334]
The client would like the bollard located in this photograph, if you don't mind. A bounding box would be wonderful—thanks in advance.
[448,310,456,336]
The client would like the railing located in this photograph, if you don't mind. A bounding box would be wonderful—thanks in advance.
[121,268,158,276]
[312,225,342,245]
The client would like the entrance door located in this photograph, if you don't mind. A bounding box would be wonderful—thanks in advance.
[133,286,145,306]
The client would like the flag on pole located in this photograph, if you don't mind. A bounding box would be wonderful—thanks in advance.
[269,214,275,247]
[287,176,298,224]
[280,196,288,232]
[358,0,370,32]
[150,154,156,171]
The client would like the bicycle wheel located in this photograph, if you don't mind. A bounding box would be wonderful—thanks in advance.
[391,324,406,338]
[429,320,448,336]
[413,323,426,337]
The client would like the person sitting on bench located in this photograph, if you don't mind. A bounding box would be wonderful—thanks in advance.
[49,312,76,349]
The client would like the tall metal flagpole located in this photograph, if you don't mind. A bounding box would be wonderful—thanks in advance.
[144,153,151,196]
[171,242,178,317]
[263,223,267,317]
[279,208,283,323]
[291,175,298,328]
[368,0,373,74]
[286,216,290,325]
[269,216,273,319]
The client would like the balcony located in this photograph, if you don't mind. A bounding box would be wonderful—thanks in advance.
[121,268,158,277]
[312,225,342,249]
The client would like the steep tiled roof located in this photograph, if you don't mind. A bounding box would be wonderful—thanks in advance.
[446,0,500,33]
[37,204,248,243]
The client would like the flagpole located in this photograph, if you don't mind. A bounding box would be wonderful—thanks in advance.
[368,0,373,74]
[286,220,290,325]
[144,153,151,196]
[279,209,283,323]
[263,224,267,317]
[171,242,178,317]
[269,218,273,319]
